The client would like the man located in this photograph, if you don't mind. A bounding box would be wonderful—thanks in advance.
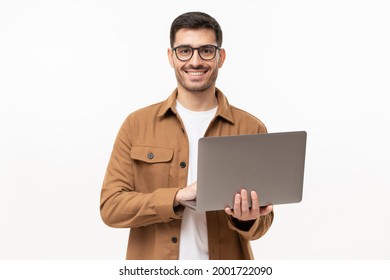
[100,11,274,260]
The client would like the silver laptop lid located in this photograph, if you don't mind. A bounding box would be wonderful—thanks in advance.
[192,131,307,212]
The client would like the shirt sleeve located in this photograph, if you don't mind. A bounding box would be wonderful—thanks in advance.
[100,115,183,228]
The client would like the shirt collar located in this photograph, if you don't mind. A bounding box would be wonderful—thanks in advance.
[157,88,235,124]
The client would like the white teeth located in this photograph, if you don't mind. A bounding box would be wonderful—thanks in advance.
[188,72,204,76]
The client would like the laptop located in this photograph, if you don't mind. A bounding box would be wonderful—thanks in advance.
[180,131,307,212]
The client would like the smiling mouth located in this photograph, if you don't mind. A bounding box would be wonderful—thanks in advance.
[187,71,206,76]
[185,69,208,77]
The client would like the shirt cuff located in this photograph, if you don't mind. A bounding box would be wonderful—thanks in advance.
[153,187,183,222]
[227,215,261,239]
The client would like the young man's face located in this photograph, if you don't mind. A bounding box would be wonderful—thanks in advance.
[168,28,226,93]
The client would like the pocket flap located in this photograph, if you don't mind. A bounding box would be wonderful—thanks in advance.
[131,145,173,163]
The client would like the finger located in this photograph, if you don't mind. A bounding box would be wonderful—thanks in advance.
[240,189,249,215]
[233,193,241,217]
[259,204,273,216]
[189,181,197,191]
[250,191,260,215]
[224,207,233,216]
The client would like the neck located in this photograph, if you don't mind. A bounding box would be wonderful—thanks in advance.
[176,85,218,111]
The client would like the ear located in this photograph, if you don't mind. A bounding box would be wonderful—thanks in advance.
[167,48,175,68]
[218,48,226,68]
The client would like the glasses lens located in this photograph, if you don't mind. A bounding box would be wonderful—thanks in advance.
[199,46,216,60]
[175,46,193,61]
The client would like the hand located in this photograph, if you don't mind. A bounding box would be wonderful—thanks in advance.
[224,189,273,221]
[174,181,197,207]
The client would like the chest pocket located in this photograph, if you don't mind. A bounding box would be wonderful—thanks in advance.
[130,145,174,192]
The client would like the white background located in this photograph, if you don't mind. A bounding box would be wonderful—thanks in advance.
[0,0,389,260]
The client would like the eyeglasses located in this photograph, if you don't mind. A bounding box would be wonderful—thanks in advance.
[172,45,221,61]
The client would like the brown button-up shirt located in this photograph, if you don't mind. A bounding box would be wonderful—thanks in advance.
[100,88,274,259]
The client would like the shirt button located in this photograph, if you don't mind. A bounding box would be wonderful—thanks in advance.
[171,237,178,243]
[180,162,186,168]
[147,153,154,159]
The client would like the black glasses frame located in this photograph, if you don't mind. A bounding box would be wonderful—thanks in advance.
[172,44,221,61]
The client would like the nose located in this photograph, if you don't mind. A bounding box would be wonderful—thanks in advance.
[188,49,203,66]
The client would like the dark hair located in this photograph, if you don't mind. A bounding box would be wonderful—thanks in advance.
[170,12,223,48]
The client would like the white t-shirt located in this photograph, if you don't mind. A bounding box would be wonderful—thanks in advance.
[176,100,217,260]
